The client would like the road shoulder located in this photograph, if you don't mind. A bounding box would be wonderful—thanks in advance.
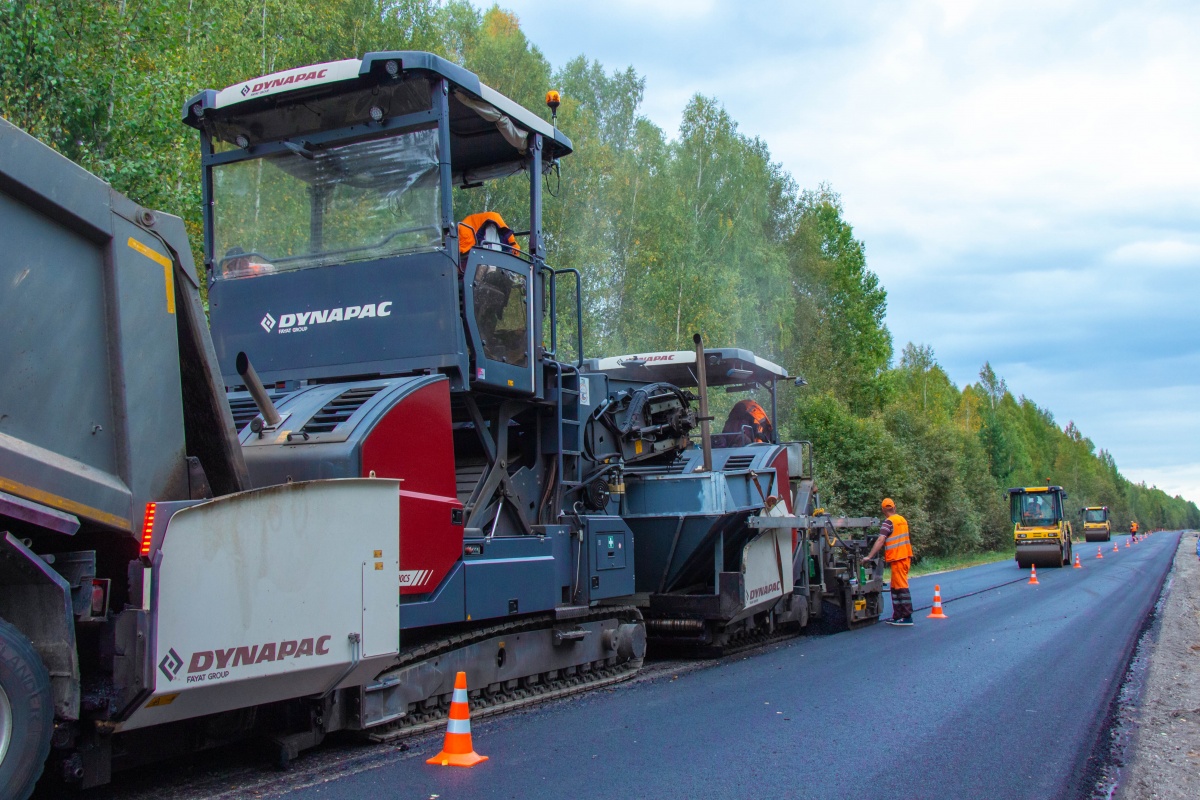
[1119,531,1200,800]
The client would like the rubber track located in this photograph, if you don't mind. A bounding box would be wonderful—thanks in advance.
[366,605,642,742]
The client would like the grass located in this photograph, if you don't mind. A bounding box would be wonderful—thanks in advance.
[880,537,1110,581]
[882,548,1013,582]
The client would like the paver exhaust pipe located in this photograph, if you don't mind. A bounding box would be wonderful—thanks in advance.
[693,333,713,472]
[236,351,282,428]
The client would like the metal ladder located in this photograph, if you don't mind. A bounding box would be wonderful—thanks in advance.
[552,362,584,507]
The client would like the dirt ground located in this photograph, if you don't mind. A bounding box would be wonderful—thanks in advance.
[1119,531,1200,800]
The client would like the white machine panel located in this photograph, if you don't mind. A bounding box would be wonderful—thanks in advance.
[120,479,399,731]
[741,504,794,610]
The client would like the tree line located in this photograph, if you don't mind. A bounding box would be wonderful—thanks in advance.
[3,0,1196,556]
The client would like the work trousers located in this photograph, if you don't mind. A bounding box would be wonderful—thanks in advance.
[889,557,913,619]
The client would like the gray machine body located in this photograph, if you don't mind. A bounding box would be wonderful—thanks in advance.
[0,117,246,538]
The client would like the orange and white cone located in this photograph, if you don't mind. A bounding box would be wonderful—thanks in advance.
[1074,553,1082,569]
[1097,547,1103,559]
[426,672,488,768]
[1113,542,1119,553]
[1125,538,1131,548]
[927,585,948,619]
[1028,564,1040,585]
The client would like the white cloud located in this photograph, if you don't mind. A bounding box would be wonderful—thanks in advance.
[1107,240,1200,268]
[479,0,1200,503]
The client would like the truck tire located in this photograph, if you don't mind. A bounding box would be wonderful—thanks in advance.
[0,618,53,800]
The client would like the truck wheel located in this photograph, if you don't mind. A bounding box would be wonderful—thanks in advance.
[0,619,53,800]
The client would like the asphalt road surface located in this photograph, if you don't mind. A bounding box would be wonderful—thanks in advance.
[90,531,1177,800]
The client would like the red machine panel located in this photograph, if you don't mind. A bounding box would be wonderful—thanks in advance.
[361,380,463,596]
[771,448,797,551]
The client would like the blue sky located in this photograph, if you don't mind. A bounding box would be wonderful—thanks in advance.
[473,0,1200,502]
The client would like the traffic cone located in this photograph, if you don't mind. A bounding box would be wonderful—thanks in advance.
[1113,542,1119,553]
[1074,553,1082,569]
[1097,547,1103,559]
[927,585,948,619]
[1125,538,1130,548]
[1028,564,1040,585]
[426,672,488,768]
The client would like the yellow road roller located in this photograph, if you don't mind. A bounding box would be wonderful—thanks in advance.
[1009,485,1073,569]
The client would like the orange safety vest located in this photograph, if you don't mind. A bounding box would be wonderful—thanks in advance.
[458,212,520,255]
[722,399,774,443]
[884,514,913,562]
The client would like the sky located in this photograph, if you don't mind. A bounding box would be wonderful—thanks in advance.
[473,0,1200,503]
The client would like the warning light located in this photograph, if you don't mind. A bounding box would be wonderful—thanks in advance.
[140,503,157,557]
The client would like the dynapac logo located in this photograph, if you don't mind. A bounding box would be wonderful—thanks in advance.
[619,354,676,366]
[747,580,782,603]
[241,68,328,99]
[163,635,334,685]
[263,302,392,334]
[158,648,183,681]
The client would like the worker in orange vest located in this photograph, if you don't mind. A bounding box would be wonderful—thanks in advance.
[721,399,774,444]
[864,497,914,626]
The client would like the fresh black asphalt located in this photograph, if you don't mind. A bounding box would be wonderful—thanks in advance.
[277,531,1177,800]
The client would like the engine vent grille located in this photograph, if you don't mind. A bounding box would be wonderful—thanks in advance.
[230,392,285,430]
[300,386,383,434]
[722,454,756,471]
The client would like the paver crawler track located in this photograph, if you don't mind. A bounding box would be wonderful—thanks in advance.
[365,606,643,742]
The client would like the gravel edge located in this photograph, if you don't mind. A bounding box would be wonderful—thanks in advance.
[1117,531,1200,800]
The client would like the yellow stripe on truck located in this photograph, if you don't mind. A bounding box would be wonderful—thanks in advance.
[126,236,176,314]
[0,475,130,530]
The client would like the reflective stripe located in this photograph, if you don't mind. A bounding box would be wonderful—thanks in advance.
[446,717,472,735]
[126,237,176,314]
[884,536,911,550]
[452,688,469,704]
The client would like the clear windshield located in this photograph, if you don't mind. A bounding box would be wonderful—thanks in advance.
[472,263,529,367]
[1084,509,1107,523]
[212,129,441,277]
[1012,493,1060,526]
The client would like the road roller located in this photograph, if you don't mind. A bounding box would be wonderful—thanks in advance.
[1009,485,1073,568]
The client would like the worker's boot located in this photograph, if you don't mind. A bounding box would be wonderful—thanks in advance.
[883,616,914,627]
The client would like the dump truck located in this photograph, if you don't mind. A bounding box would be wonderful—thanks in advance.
[0,52,883,795]
[1081,506,1111,542]
[1009,485,1073,569]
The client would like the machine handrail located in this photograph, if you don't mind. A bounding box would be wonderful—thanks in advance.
[556,267,583,367]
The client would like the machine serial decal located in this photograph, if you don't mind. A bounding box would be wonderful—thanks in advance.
[261,302,393,334]
[398,569,434,588]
